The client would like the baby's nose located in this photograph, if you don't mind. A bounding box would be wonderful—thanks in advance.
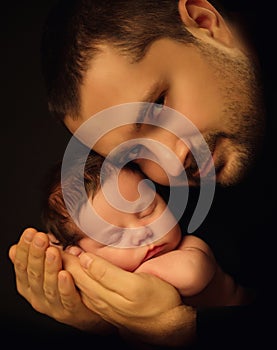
[131,227,154,247]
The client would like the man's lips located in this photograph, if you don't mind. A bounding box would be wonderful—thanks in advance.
[143,244,166,262]
[198,155,215,177]
[190,141,218,179]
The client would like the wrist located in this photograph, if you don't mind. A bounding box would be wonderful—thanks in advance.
[120,305,197,348]
[75,316,117,336]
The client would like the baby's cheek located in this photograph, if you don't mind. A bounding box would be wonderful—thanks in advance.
[97,247,140,272]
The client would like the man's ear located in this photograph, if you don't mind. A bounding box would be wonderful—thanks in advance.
[178,0,234,47]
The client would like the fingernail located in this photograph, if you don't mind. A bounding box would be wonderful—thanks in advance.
[34,236,46,248]
[80,254,93,269]
[46,250,55,262]
[58,271,68,284]
[67,246,83,257]
[24,230,35,243]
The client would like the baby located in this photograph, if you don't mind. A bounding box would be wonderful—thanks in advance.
[42,151,252,307]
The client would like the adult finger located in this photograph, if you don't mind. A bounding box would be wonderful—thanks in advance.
[27,231,49,293]
[79,253,138,299]
[62,252,102,293]
[62,253,102,312]
[57,270,116,334]
[8,244,17,263]
[78,253,183,326]
[62,252,123,306]
[43,246,63,304]
[13,228,37,294]
[58,270,84,311]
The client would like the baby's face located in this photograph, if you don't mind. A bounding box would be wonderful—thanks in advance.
[78,169,181,271]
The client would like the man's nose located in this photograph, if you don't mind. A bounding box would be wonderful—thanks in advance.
[151,130,191,176]
[130,227,154,247]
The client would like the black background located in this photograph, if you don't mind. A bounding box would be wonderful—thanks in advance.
[1,1,276,349]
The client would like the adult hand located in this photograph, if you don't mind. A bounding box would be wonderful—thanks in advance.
[63,252,197,347]
[8,228,114,334]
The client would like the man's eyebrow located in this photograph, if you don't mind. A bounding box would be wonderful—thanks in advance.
[136,82,161,124]
[142,81,161,103]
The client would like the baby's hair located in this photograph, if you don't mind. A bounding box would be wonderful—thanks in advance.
[42,150,142,248]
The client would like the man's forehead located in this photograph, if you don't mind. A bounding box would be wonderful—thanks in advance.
[70,57,167,127]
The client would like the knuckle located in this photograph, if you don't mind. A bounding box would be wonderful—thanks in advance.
[91,260,107,282]
[29,250,44,260]
[82,293,111,316]
[27,267,42,281]
[61,295,77,312]
[90,300,109,316]
[16,243,29,255]
[61,299,76,310]
[14,259,27,273]
[43,288,57,301]
[125,283,141,300]
[60,292,78,310]
[16,284,28,298]
[31,299,45,314]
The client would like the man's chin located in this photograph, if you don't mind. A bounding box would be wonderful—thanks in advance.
[215,164,248,187]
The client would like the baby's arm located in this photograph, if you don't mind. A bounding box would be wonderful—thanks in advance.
[135,235,216,297]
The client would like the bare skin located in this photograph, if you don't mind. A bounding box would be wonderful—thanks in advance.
[9,229,195,347]
[8,229,113,334]
[9,0,264,347]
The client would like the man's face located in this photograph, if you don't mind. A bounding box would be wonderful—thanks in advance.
[65,38,264,186]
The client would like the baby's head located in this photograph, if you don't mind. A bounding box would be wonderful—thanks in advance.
[42,150,105,248]
[42,151,181,271]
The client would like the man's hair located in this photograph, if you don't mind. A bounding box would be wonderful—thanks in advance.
[41,0,197,121]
